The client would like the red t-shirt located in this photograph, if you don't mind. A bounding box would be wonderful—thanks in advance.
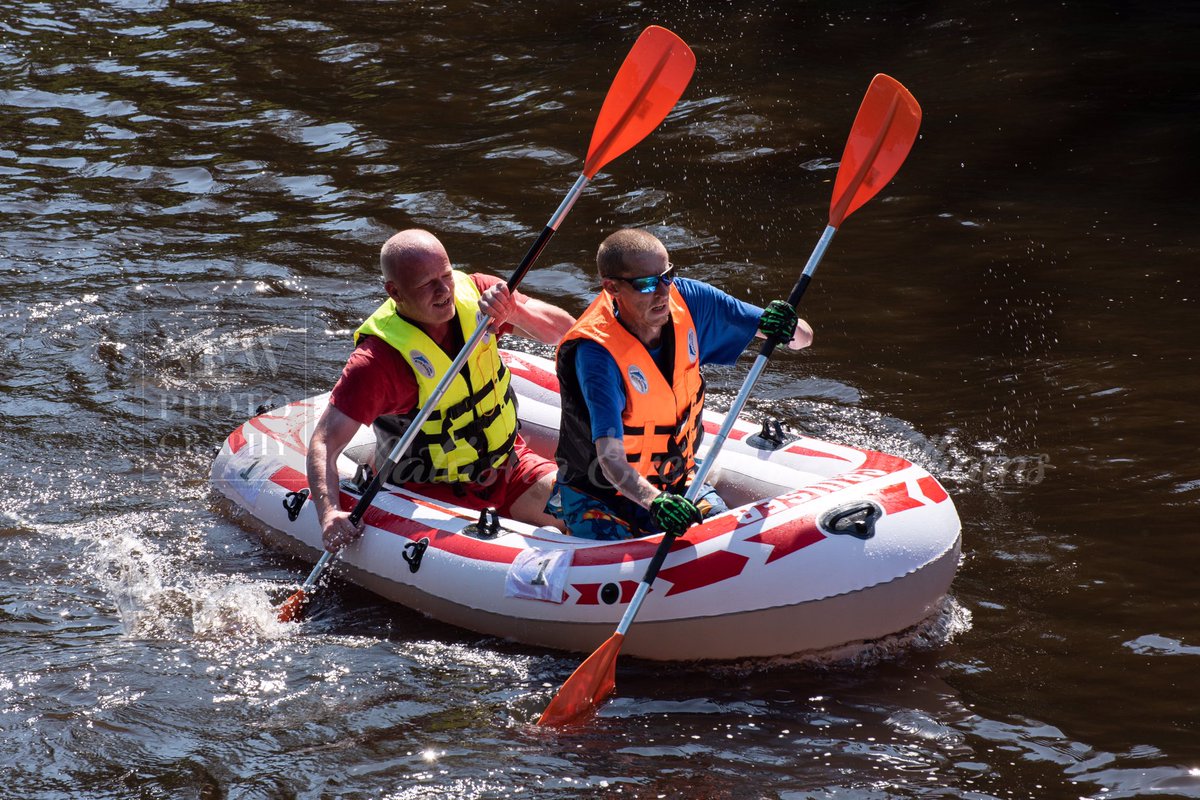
[329,273,519,426]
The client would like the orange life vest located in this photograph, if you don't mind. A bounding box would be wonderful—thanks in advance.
[555,284,705,499]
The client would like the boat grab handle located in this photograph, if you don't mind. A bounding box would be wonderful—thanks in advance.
[746,418,800,451]
[475,507,501,539]
[402,538,430,573]
[820,502,881,540]
[283,489,309,522]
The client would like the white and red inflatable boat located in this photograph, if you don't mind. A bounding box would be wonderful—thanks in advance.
[210,350,961,661]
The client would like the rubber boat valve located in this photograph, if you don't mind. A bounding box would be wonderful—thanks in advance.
[282,489,309,522]
[820,502,882,540]
[475,507,501,539]
[747,418,799,451]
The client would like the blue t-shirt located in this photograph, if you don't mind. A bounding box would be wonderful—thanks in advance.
[574,277,762,441]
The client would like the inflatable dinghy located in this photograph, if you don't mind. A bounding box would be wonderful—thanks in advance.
[211,350,961,660]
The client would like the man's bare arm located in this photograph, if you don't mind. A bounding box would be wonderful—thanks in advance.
[594,436,660,510]
[478,283,575,345]
[306,403,365,551]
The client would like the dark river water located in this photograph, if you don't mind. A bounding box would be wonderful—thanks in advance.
[2,1,1198,798]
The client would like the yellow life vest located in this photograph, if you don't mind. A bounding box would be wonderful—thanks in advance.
[354,271,519,484]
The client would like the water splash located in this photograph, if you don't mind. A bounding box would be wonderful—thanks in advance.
[191,580,296,641]
[102,533,193,639]
[93,528,294,642]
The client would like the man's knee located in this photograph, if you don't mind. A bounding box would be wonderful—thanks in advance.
[694,484,728,518]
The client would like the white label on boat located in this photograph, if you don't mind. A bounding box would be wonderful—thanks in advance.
[221,446,276,506]
[505,547,572,604]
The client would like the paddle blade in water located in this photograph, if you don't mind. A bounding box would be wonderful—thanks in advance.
[582,26,696,179]
[828,74,922,228]
[276,588,307,623]
[538,633,624,726]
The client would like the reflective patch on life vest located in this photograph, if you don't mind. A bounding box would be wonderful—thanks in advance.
[627,364,649,394]
[687,327,698,363]
[410,350,436,379]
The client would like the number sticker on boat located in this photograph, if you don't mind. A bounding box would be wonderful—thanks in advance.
[504,547,572,604]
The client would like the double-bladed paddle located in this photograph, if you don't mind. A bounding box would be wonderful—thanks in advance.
[277,26,696,623]
[537,73,922,725]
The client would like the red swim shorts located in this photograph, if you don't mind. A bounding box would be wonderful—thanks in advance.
[398,436,555,518]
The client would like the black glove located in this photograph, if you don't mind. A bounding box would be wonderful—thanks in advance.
[649,492,703,537]
[758,300,798,341]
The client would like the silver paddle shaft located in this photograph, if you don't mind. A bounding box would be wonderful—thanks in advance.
[688,224,838,495]
[289,321,496,599]
[613,224,838,638]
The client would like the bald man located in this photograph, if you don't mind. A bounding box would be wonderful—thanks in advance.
[308,229,575,552]
[551,228,813,540]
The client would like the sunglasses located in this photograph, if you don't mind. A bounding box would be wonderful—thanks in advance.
[610,264,676,294]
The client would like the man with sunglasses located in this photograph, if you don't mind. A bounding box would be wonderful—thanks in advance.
[551,228,812,540]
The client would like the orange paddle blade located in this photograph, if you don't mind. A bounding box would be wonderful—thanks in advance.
[537,633,625,726]
[276,588,307,623]
[582,26,695,179]
[828,74,922,228]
